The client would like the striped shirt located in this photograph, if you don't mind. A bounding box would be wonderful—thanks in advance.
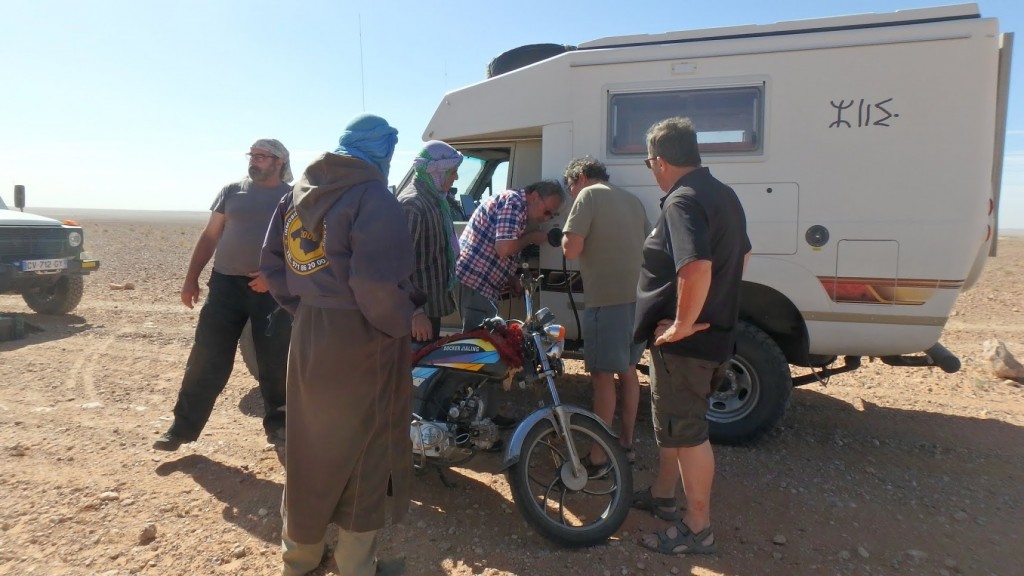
[456,189,528,301]
[397,182,456,318]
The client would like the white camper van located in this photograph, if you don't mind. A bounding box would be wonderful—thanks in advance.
[403,4,1013,443]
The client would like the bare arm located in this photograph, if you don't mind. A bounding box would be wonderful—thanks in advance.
[181,212,226,309]
[654,259,713,345]
[495,230,546,258]
[561,232,585,260]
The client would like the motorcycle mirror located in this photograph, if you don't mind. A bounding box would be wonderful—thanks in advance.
[547,227,563,247]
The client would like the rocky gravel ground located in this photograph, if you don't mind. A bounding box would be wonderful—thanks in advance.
[0,215,1021,576]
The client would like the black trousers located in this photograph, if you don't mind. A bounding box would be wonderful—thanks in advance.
[169,271,290,440]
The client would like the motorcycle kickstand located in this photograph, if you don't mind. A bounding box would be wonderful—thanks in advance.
[436,466,458,489]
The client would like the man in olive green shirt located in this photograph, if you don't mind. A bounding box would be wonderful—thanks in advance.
[562,157,651,469]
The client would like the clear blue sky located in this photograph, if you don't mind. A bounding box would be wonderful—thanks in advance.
[2,0,1022,228]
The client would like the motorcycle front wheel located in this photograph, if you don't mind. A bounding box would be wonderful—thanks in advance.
[506,413,633,547]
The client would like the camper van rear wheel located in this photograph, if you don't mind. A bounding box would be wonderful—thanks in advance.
[707,321,791,445]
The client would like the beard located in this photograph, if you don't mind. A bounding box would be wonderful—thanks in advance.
[248,165,272,180]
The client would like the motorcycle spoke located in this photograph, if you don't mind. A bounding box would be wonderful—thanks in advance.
[526,438,566,490]
[580,481,617,497]
[540,476,572,526]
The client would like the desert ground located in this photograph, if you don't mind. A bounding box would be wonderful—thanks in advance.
[1,212,1022,576]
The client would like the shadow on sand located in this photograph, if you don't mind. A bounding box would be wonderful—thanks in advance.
[0,312,91,350]
[156,454,283,544]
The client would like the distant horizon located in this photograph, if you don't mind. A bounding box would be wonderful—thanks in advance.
[16,206,1024,237]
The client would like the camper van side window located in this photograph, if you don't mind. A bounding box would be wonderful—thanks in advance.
[608,86,763,156]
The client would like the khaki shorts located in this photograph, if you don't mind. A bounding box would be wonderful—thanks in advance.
[582,303,645,373]
[649,348,724,448]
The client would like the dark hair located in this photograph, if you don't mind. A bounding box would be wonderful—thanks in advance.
[563,157,609,184]
[646,117,702,167]
[523,180,566,203]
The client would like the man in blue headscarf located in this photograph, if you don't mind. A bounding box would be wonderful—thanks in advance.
[397,140,464,342]
[261,114,413,576]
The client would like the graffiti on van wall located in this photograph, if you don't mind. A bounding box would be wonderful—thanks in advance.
[829,98,897,128]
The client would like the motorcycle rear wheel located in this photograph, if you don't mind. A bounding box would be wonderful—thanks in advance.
[506,413,632,547]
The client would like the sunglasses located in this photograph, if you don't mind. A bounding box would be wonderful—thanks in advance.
[247,153,277,162]
[644,157,657,169]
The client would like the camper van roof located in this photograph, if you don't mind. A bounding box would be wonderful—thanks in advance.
[578,3,980,50]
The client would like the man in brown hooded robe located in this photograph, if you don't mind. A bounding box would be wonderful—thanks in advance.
[261,114,413,576]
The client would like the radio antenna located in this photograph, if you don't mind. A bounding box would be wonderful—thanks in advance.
[358,14,366,111]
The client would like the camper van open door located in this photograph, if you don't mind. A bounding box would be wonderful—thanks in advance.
[403,4,1013,444]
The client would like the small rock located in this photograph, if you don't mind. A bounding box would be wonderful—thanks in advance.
[857,546,869,558]
[772,552,783,560]
[81,402,104,409]
[981,339,1024,380]
[231,545,246,559]
[98,491,120,502]
[952,510,968,521]
[670,568,680,575]
[138,523,157,544]
[257,508,269,517]
[905,549,928,563]
[772,534,787,545]
[838,550,851,561]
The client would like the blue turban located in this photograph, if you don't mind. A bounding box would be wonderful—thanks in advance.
[334,113,399,177]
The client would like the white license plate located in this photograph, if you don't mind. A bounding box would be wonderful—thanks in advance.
[20,258,68,272]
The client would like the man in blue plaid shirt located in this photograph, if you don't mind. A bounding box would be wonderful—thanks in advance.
[455,181,564,331]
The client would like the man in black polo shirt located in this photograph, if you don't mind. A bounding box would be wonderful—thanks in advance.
[633,117,751,555]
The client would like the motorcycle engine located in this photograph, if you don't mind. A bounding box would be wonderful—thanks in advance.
[470,419,499,450]
[412,390,503,463]
[411,421,451,458]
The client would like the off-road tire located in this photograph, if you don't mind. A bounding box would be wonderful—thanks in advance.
[487,43,575,78]
[22,276,84,315]
[707,321,792,444]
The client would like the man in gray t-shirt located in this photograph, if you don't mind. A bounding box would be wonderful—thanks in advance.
[562,157,651,471]
[153,139,293,451]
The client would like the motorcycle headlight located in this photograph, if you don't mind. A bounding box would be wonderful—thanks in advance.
[544,324,565,342]
[547,340,565,359]
[68,231,83,247]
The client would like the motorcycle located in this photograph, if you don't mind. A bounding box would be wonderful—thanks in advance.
[409,269,633,547]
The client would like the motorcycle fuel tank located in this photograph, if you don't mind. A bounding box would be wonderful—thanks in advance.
[418,337,508,379]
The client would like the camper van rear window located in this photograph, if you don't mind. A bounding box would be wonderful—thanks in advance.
[608,86,763,156]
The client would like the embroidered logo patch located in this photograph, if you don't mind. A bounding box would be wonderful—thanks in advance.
[283,208,328,275]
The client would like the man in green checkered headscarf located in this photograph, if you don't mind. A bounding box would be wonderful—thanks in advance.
[397,140,464,342]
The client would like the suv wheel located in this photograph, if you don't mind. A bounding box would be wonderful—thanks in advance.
[22,276,84,315]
